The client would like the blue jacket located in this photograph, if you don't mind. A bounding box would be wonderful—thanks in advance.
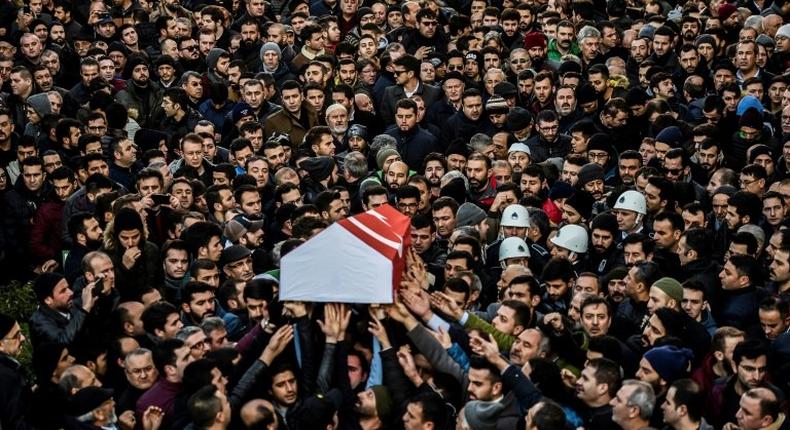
[384,125,441,171]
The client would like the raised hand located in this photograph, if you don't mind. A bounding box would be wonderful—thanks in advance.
[142,406,164,430]
[261,324,294,365]
[543,313,565,333]
[428,326,452,349]
[429,292,463,321]
[396,346,423,385]
[469,332,500,362]
[283,301,308,318]
[118,410,136,430]
[368,307,392,349]
[400,289,431,320]
[318,303,351,343]
[122,246,142,270]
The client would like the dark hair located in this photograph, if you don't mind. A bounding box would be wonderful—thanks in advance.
[244,279,275,302]
[163,87,189,111]
[181,222,222,258]
[587,336,623,363]
[728,254,764,286]
[541,257,575,283]
[653,211,683,232]
[669,379,704,422]
[730,231,759,255]
[588,357,622,397]
[188,384,222,429]
[622,233,655,256]
[733,339,769,366]
[682,228,712,257]
[142,301,180,336]
[533,400,567,430]
[728,191,762,224]
[446,250,474,269]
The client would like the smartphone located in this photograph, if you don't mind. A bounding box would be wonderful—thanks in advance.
[92,273,105,296]
[151,194,170,205]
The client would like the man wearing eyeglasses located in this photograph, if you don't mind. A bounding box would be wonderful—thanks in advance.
[525,110,571,163]
[0,313,32,430]
[117,348,159,417]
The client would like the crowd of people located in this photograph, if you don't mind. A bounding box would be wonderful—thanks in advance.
[1,0,790,427]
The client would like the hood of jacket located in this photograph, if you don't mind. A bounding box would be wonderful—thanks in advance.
[27,92,52,117]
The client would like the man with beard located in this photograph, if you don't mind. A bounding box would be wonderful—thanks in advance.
[555,84,581,134]
[650,71,678,104]
[617,151,642,186]
[262,138,289,173]
[201,6,230,50]
[695,140,722,183]
[648,26,680,72]
[160,240,190,303]
[29,272,96,347]
[680,16,701,45]
[548,20,580,61]
[154,55,178,89]
[520,164,548,202]
[499,9,523,50]
[677,45,708,87]
[709,340,772,429]
[530,72,554,115]
[205,48,231,86]
[441,88,495,150]
[770,247,790,297]
[325,103,349,146]
[629,37,651,68]
[180,282,218,327]
[465,152,497,209]
[524,32,549,71]
[115,56,163,129]
[525,110,572,163]
[576,163,606,206]
[332,84,383,138]
[422,153,446,199]
[384,160,409,192]
[234,18,264,72]
[590,213,619,276]
[64,213,104,284]
[384,99,440,170]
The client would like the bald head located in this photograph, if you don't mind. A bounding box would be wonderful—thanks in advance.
[59,365,100,395]
[241,398,278,428]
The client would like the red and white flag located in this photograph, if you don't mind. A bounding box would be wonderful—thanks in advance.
[280,204,411,303]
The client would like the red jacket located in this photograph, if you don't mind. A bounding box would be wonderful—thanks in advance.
[29,198,65,264]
